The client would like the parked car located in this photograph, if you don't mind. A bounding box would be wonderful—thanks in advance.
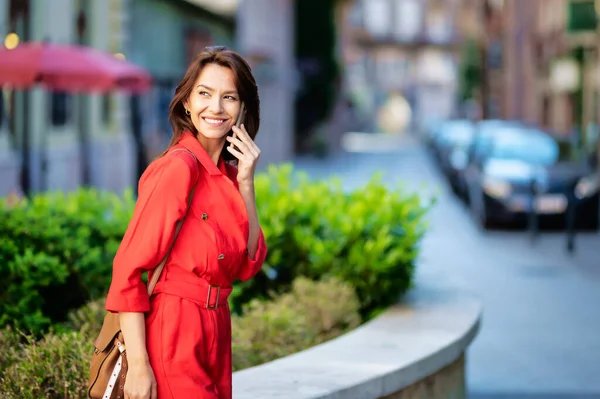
[429,119,475,165]
[451,119,522,201]
[464,125,600,229]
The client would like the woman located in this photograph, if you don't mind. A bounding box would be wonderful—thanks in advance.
[105,46,268,399]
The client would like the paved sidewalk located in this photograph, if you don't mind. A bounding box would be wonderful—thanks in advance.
[292,132,600,397]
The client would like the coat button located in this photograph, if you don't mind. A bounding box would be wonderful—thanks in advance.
[202,213,208,220]
[218,254,225,260]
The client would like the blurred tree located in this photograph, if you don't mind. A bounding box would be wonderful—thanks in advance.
[458,36,482,102]
[294,0,340,151]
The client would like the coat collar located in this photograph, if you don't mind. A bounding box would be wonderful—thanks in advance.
[177,131,227,176]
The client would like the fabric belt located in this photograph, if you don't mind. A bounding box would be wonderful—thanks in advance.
[152,278,233,310]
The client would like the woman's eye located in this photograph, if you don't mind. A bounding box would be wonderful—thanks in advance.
[225,96,237,101]
[199,91,210,96]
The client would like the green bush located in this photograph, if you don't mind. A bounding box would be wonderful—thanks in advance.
[0,277,359,398]
[0,189,134,335]
[238,164,431,318]
[0,164,430,334]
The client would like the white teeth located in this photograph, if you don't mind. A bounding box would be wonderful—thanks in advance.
[204,118,225,124]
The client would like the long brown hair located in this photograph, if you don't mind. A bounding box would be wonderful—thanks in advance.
[163,46,260,162]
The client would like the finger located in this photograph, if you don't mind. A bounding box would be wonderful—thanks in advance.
[233,125,258,152]
[226,144,245,160]
[240,124,261,154]
[227,136,254,156]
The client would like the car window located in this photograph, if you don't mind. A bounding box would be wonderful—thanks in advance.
[490,130,559,165]
[438,121,475,147]
[470,123,514,162]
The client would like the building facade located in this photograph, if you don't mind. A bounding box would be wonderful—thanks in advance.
[0,0,299,198]
[1,0,300,197]
[481,0,600,145]
[0,0,19,194]
[131,0,296,167]
[0,0,134,197]
[128,0,236,162]
[235,0,296,165]
[342,0,465,133]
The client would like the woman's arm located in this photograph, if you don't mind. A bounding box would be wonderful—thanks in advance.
[107,152,197,399]
[121,311,157,399]
[105,153,197,313]
[239,182,261,259]
[227,125,268,281]
[119,312,149,366]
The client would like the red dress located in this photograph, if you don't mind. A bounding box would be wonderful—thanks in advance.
[105,131,268,399]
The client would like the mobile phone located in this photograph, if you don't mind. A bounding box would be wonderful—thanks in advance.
[231,102,246,153]
[235,102,246,128]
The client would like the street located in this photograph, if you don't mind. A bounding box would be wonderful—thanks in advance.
[293,133,600,398]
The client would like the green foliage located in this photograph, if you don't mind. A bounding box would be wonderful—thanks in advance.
[237,164,431,319]
[0,277,360,398]
[0,189,134,335]
[1,164,429,334]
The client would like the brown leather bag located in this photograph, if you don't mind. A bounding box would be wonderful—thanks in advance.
[87,150,198,399]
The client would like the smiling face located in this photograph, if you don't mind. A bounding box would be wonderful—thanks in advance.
[183,63,242,141]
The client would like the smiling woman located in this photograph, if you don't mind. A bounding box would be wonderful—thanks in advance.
[89,46,267,399]
[166,46,260,164]
[184,66,241,140]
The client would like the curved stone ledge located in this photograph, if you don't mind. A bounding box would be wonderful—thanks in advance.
[232,281,482,399]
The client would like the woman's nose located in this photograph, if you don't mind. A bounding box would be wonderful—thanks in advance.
[208,98,223,114]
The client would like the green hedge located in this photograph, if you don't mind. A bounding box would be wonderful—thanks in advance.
[0,164,430,335]
[0,277,360,399]
[235,165,431,319]
[0,189,133,335]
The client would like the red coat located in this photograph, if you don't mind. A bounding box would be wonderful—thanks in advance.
[105,131,268,399]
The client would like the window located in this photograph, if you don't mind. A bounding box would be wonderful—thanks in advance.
[364,0,392,37]
[490,129,561,165]
[51,92,71,126]
[394,0,422,41]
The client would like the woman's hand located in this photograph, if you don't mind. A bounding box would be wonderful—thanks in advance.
[226,124,261,186]
[124,360,157,399]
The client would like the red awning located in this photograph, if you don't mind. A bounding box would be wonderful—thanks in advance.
[0,41,152,93]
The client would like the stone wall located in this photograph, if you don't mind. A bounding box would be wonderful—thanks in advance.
[232,281,482,399]
[380,355,466,399]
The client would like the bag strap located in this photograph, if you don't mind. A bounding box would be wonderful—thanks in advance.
[146,149,199,296]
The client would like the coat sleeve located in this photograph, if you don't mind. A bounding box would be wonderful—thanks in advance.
[105,155,196,313]
[237,227,268,281]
